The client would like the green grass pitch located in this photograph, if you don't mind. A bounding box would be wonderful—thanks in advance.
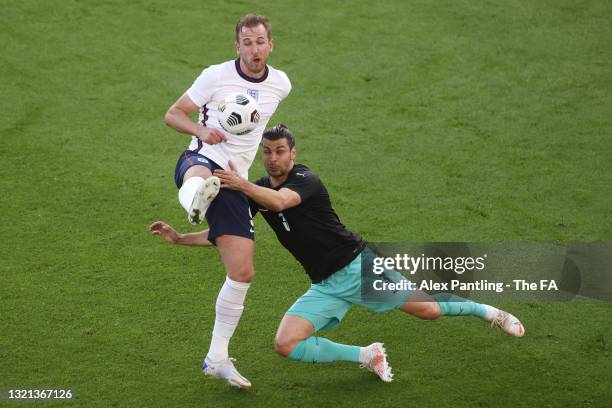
[1,0,611,406]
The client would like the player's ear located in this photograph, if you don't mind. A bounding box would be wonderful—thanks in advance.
[269,39,274,52]
[290,146,296,160]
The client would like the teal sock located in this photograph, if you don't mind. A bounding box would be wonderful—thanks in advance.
[433,293,487,318]
[288,336,361,363]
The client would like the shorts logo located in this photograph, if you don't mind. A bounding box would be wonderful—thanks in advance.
[247,89,259,100]
[248,208,255,234]
[197,158,209,163]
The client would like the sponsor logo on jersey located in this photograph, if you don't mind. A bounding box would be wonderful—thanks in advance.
[197,157,209,163]
[247,89,259,100]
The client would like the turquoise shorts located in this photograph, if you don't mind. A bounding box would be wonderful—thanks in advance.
[286,248,413,332]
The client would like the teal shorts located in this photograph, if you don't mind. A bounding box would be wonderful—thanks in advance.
[286,248,413,332]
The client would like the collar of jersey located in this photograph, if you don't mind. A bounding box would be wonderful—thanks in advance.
[235,59,269,83]
[268,164,307,190]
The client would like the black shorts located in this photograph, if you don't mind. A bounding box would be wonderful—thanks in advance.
[175,150,254,244]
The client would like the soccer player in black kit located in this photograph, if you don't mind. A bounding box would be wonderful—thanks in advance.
[150,124,525,384]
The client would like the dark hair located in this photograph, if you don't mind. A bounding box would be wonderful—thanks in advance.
[262,124,295,149]
[235,14,271,42]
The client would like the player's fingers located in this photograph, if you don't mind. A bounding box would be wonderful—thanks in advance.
[217,175,232,184]
[214,129,227,142]
[204,133,219,144]
[207,129,224,142]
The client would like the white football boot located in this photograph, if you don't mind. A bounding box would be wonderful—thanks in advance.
[360,342,394,382]
[188,176,220,225]
[202,357,252,389]
[491,310,525,337]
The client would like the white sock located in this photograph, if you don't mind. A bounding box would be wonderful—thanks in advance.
[358,347,369,364]
[178,177,205,213]
[483,304,500,322]
[206,277,251,362]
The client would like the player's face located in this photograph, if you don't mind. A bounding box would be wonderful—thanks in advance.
[262,138,295,178]
[236,24,273,77]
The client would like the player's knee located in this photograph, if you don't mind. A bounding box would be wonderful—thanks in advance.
[274,336,298,358]
[227,265,255,283]
[183,165,212,181]
[420,302,442,320]
[402,299,441,320]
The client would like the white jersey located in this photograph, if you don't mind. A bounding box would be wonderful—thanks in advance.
[185,59,291,179]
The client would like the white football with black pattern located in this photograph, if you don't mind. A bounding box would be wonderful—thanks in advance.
[217,92,260,135]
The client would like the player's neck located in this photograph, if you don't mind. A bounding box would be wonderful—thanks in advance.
[239,59,266,80]
[270,163,294,188]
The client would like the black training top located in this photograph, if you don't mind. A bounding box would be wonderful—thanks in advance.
[250,164,366,283]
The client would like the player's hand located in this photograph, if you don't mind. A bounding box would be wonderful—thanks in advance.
[197,127,227,145]
[149,221,181,244]
[214,161,247,191]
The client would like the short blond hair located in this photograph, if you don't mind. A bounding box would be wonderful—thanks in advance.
[235,14,271,42]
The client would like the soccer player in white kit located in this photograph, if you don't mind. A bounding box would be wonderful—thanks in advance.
[163,14,291,389]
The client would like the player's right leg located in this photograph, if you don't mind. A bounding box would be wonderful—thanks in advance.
[275,287,393,382]
[174,150,220,225]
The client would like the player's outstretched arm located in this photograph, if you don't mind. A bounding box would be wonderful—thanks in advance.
[149,221,212,246]
[243,183,300,212]
[214,162,301,212]
[164,93,227,145]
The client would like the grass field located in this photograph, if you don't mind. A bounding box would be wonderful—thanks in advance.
[1,0,612,406]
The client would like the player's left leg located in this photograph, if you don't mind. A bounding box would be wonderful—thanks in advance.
[198,187,256,389]
[360,246,525,337]
[202,234,254,389]
[399,291,525,337]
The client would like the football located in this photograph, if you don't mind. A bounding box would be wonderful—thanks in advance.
[217,92,261,135]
